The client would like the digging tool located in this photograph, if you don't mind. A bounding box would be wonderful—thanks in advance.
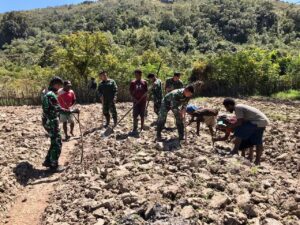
[145,61,163,117]
[102,85,155,137]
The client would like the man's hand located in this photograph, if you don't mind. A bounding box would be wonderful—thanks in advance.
[71,108,80,114]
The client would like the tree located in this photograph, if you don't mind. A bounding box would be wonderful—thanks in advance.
[0,12,30,48]
[54,32,111,85]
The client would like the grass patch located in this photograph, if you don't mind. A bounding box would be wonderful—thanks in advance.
[272,89,300,100]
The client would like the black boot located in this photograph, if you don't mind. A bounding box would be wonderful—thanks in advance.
[113,117,118,127]
[156,123,164,141]
[177,123,185,140]
[104,114,110,128]
[43,152,51,168]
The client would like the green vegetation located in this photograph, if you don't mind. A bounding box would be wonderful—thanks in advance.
[272,89,300,100]
[0,0,300,104]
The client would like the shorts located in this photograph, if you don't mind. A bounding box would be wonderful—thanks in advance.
[234,122,265,146]
[203,116,217,127]
[239,139,253,150]
[60,113,74,123]
[133,101,146,118]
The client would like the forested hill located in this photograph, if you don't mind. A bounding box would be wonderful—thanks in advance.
[0,0,300,104]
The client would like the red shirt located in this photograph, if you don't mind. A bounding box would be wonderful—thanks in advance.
[58,89,76,110]
[130,79,148,102]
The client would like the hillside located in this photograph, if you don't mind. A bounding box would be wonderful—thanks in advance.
[0,0,300,103]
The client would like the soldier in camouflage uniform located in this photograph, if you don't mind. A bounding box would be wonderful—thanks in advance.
[98,71,118,127]
[157,86,194,141]
[42,77,79,169]
[165,72,184,93]
[147,73,163,115]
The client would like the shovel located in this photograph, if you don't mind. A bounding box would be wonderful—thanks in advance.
[102,104,134,137]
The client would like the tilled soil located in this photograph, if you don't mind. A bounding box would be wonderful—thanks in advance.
[0,98,299,225]
[0,106,48,215]
[41,98,299,225]
[0,105,91,224]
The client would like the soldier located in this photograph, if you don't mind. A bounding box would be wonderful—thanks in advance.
[147,73,163,116]
[42,76,79,170]
[130,69,148,134]
[157,86,194,141]
[98,71,118,127]
[165,72,184,93]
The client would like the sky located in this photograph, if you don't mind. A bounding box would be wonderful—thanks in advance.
[0,0,299,14]
[0,0,88,13]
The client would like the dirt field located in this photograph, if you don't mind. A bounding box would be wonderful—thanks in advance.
[0,98,299,225]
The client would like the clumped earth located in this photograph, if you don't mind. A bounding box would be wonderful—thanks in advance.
[0,106,48,214]
[0,98,299,225]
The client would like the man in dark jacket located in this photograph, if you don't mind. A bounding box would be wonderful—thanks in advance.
[165,72,184,93]
[98,71,118,127]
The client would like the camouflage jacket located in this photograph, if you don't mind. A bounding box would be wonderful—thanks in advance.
[98,79,118,102]
[42,88,66,120]
[163,88,190,110]
[165,77,184,93]
[151,79,163,103]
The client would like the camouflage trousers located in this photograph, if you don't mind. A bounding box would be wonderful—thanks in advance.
[42,117,62,164]
[103,100,117,122]
[153,99,162,115]
[157,102,184,138]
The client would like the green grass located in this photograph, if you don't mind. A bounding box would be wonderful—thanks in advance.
[272,89,300,100]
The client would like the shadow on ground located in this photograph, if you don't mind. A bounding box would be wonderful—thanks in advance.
[13,161,56,186]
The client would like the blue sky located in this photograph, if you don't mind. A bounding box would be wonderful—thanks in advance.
[0,0,87,13]
[0,0,298,14]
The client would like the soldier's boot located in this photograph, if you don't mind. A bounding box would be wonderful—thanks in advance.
[177,123,185,141]
[156,123,164,141]
[104,114,110,128]
[50,160,58,169]
[113,116,118,127]
[50,161,65,172]
[141,117,145,131]
[42,153,51,168]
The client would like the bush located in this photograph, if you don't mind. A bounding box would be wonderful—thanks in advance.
[272,90,300,100]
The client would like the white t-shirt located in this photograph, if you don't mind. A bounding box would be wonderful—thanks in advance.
[235,104,270,127]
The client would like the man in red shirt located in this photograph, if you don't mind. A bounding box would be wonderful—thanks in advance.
[58,80,76,140]
[129,69,148,134]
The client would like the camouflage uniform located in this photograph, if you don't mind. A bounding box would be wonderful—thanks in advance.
[98,79,118,125]
[42,88,66,167]
[157,88,190,139]
[165,77,184,93]
[151,78,163,115]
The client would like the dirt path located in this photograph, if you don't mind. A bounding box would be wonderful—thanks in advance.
[4,137,78,225]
